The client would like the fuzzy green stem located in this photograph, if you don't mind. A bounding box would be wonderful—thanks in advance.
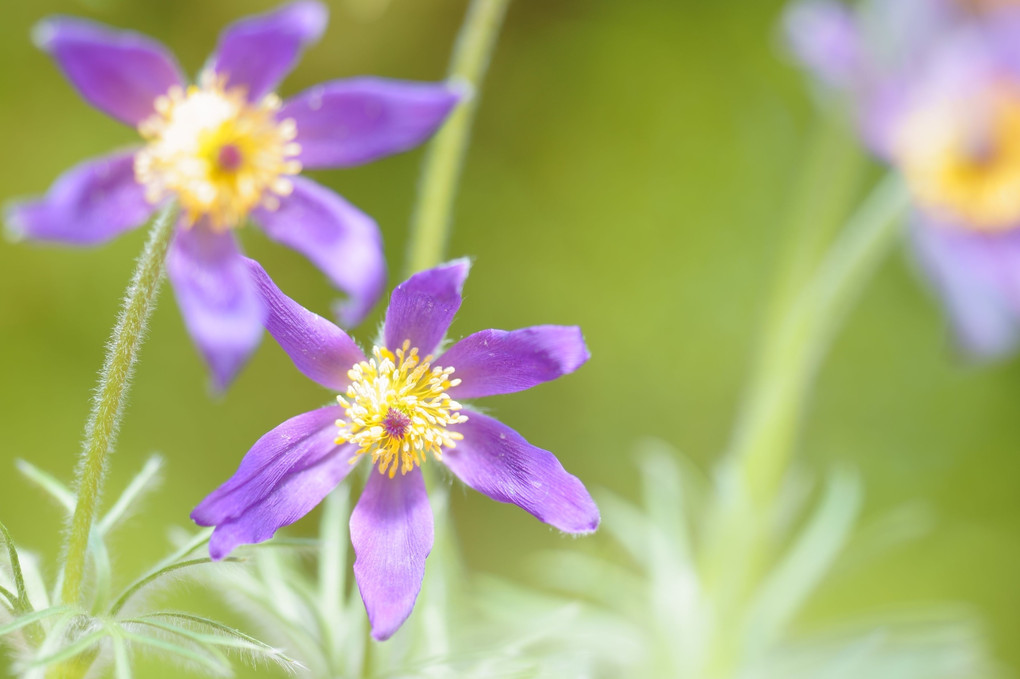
[59,203,178,607]
[727,173,910,506]
[404,0,511,276]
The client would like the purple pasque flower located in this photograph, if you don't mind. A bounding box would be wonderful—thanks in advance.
[786,0,1020,358]
[5,2,461,389]
[191,259,599,640]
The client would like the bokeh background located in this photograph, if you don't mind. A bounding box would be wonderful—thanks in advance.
[1,0,1018,675]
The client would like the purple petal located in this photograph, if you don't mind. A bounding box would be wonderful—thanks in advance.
[350,467,433,641]
[192,406,355,559]
[5,150,154,246]
[910,215,1020,359]
[209,0,328,101]
[243,257,366,391]
[281,78,461,169]
[166,225,265,390]
[33,17,183,125]
[384,259,470,356]
[444,410,599,534]
[441,326,590,399]
[783,0,863,91]
[252,177,385,327]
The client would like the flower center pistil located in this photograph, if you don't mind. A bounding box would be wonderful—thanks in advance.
[895,83,1020,231]
[336,341,467,478]
[134,70,302,231]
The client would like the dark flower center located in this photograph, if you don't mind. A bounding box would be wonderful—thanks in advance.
[382,408,412,439]
[217,143,244,172]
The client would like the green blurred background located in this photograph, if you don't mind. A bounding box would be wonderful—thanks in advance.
[1,0,1018,675]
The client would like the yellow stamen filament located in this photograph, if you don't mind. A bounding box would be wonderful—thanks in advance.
[336,341,467,478]
[134,70,302,231]
[895,83,1020,232]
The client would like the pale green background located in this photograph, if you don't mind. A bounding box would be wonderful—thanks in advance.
[1,0,1018,675]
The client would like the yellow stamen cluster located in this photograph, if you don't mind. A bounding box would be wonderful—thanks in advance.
[895,83,1020,232]
[134,70,302,231]
[336,341,467,478]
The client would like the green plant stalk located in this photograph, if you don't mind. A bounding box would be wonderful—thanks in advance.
[404,0,511,276]
[700,174,910,679]
[729,173,910,506]
[59,203,179,607]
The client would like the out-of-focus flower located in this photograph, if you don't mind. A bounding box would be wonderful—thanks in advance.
[785,0,1020,358]
[191,259,599,640]
[5,1,461,388]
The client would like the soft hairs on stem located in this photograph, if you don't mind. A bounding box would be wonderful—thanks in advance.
[60,203,179,607]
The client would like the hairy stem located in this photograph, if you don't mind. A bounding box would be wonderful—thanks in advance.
[404,0,512,276]
[60,204,178,607]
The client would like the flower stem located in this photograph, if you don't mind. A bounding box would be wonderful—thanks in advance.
[59,203,178,607]
[725,173,910,507]
[404,0,511,276]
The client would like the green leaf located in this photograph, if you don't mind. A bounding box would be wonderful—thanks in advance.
[0,520,30,610]
[16,459,76,513]
[99,455,163,535]
[117,627,232,676]
[109,557,241,617]
[0,605,70,636]
[123,614,300,668]
[26,627,106,668]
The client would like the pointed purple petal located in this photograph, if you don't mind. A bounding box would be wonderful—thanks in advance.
[444,410,599,534]
[192,407,355,559]
[384,259,470,356]
[783,0,863,91]
[350,467,433,641]
[33,17,183,125]
[910,215,1020,359]
[5,150,154,246]
[166,225,265,390]
[281,78,461,169]
[209,0,328,101]
[243,257,366,391]
[252,177,385,327]
[441,326,590,399]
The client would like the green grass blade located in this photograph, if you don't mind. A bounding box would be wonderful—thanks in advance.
[16,459,76,513]
[0,520,30,609]
[0,606,71,636]
[99,455,163,535]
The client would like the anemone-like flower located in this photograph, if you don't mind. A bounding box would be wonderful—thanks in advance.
[5,1,461,388]
[785,0,1020,358]
[191,259,600,640]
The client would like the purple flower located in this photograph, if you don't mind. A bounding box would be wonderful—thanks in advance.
[191,259,599,640]
[785,0,1020,358]
[5,2,461,389]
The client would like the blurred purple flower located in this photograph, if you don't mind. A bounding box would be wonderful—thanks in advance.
[785,0,1020,358]
[191,259,599,640]
[5,1,461,389]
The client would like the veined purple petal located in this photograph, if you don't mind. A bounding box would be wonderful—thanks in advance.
[441,326,590,399]
[384,259,470,356]
[252,177,385,327]
[5,150,154,246]
[444,411,599,534]
[33,17,183,125]
[209,0,328,101]
[166,225,265,391]
[910,215,1020,359]
[192,407,355,559]
[282,78,462,169]
[193,406,342,525]
[350,467,433,641]
[243,257,366,391]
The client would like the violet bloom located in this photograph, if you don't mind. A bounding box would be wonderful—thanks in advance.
[192,259,599,640]
[786,0,1020,358]
[5,1,460,388]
